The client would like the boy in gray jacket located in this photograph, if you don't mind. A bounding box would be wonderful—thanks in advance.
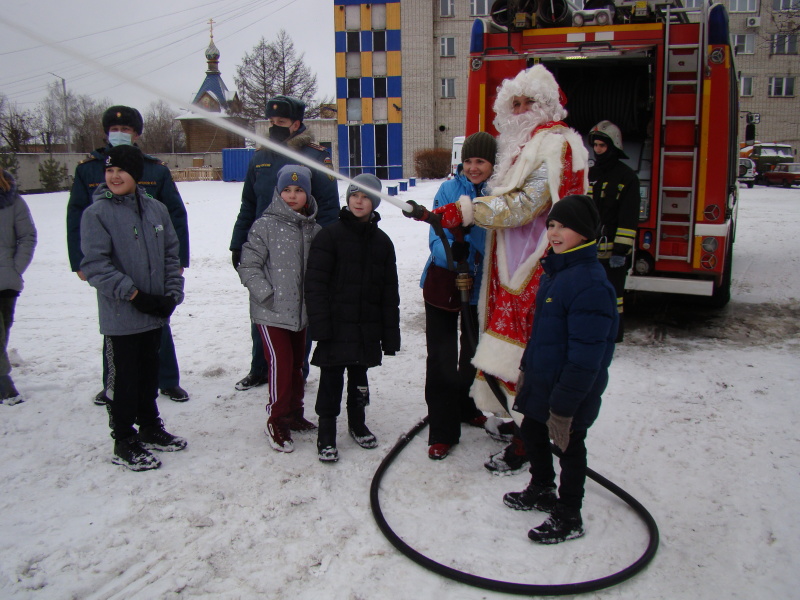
[238,165,322,453]
[80,145,186,471]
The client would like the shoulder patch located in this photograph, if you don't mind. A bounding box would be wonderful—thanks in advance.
[78,155,98,165]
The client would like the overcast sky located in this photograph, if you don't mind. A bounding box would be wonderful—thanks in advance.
[0,0,335,114]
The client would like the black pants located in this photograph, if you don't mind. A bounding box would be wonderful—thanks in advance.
[0,295,17,377]
[315,365,369,418]
[520,417,588,510]
[102,323,180,389]
[104,328,162,440]
[600,256,628,341]
[424,302,480,445]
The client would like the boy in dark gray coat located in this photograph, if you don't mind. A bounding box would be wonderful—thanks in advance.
[80,145,187,471]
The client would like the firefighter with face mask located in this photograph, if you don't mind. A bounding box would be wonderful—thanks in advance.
[588,120,640,343]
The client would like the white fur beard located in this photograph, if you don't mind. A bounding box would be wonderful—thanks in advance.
[489,110,549,188]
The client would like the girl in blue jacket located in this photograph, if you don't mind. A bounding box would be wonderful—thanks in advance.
[503,194,618,544]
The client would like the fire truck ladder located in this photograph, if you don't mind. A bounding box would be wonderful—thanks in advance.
[655,4,706,263]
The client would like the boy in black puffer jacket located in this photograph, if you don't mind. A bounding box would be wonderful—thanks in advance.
[305,174,400,462]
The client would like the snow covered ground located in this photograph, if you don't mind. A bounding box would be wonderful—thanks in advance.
[1,179,798,599]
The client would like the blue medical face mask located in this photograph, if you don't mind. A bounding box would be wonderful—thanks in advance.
[108,131,133,146]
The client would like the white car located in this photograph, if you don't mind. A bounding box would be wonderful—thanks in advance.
[738,157,756,188]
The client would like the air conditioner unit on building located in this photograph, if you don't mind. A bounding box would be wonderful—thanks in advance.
[746,16,761,28]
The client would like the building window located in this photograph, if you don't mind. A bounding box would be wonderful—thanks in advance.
[441,78,456,98]
[729,0,757,11]
[740,75,754,96]
[773,0,800,10]
[347,98,362,122]
[470,0,491,15]
[769,76,795,97]
[440,37,455,57]
[371,3,387,30]
[732,33,755,54]
[372,51,387,77]
[347,78,361,98]
[441,0,455,17]
[771,34,799,54]
[345,5,361,30]
[373,31,386,52]
[374,77,387,98]
[346,52,361,78]
[346,31,360,52]
[683,0,703,6]
[373,98,388,122]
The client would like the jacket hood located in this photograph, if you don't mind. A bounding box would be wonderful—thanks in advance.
[0,170,18,209]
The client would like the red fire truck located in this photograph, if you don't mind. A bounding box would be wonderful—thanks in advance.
[465,0,739,306]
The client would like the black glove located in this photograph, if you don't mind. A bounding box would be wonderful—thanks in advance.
[451,241,469,263]
[231,250,242,270]
[402,200,428,221]
[132,292,176,318]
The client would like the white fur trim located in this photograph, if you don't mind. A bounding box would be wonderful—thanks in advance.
[457,195,474,226]
[472,330,525,383]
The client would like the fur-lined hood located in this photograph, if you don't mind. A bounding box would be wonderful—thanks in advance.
[0,170,19,209]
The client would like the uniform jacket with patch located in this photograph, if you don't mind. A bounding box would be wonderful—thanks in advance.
[513,242,617,430]
[0,172,37,293]
[237,191,321,332]
[66,144,190,270]
[588,156,640,258]
[305,207,400,367]
[80,184,184,336]
[230,126,338,252]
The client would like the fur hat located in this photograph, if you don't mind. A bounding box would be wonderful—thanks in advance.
[346,173,382,211]
[267,95,306,122]
[461,131,497,165]
[493,65,567,125]
[104,144,144,183]
[547,194,600,242]
[276,165,312,198]
[102,105,144,135]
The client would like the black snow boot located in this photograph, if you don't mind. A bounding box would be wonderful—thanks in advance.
[528,503,585,544]
[138,418,188,452]
[503,481,557,512]
[317,416,339,462]
[112,435,162,471]
[347,388,377,449]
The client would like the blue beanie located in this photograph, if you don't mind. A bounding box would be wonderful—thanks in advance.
[276,165,312,198]
[346,173,382,210]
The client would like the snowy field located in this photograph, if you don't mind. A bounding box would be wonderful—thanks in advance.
[0,179,798,599]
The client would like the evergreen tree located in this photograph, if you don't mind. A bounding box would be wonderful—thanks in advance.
[38,157,68,192]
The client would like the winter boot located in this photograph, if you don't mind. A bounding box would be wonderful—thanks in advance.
[139,418,188,452]
[266,416,294,453]
[503,481,557,512]
[112,435,162,471]
[528,503,585,544]
[317,416,339,463]
[0,375,22,405]
[93,389,110,406]
[347,387,377,449]
[484,416,515,442]
[235,372,268,391]
[484,436,529,475]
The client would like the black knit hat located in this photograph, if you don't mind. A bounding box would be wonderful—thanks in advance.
[461,131,497,165]
[104,144,145,183]
[547,195,600,241]
[267,95,306,122]
[102,105,144,135]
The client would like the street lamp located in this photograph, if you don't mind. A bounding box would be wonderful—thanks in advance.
[48,72,71,153]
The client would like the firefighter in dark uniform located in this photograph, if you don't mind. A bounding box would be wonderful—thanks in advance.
[588,120,640,342]
[66,105,191,404]
[230,95,339,392]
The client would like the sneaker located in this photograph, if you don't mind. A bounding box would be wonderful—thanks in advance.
[288,415,318,432]
[349,425,378,449]
[428,443,451,460]
[160,386,190,402]
[463,413,488,428]
[2,394,24,406]
[318,445,339,462]
[266,417,294,453]
[139,420,188,452]
[93,390,110,406]
[235,372,268,391]
[528,505,585,544]
[503,482,557,512]
[112,436,162,471]
[484,438,529,475]
[484,416,515,442]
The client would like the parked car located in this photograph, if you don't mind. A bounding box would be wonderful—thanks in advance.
[738,157,756,188]
[763,163,800,187]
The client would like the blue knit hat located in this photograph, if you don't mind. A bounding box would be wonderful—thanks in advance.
[276,165,312,198]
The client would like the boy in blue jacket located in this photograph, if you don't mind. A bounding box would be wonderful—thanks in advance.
[503,194,618,544]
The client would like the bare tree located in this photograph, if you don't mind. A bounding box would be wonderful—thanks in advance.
[139,100,185,154]
[0,94,33,152]
[235,29,320,122]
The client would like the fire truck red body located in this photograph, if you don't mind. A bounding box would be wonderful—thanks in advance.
[465,1,739,306]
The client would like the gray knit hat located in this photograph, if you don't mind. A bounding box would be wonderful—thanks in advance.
[276,165,312,198]
[346,173,382,210]
[461,131,497,165]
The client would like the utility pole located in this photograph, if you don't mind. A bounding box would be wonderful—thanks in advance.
[49,73,71,153]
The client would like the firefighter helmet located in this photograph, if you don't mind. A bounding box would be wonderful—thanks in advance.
[589,120,628,159]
